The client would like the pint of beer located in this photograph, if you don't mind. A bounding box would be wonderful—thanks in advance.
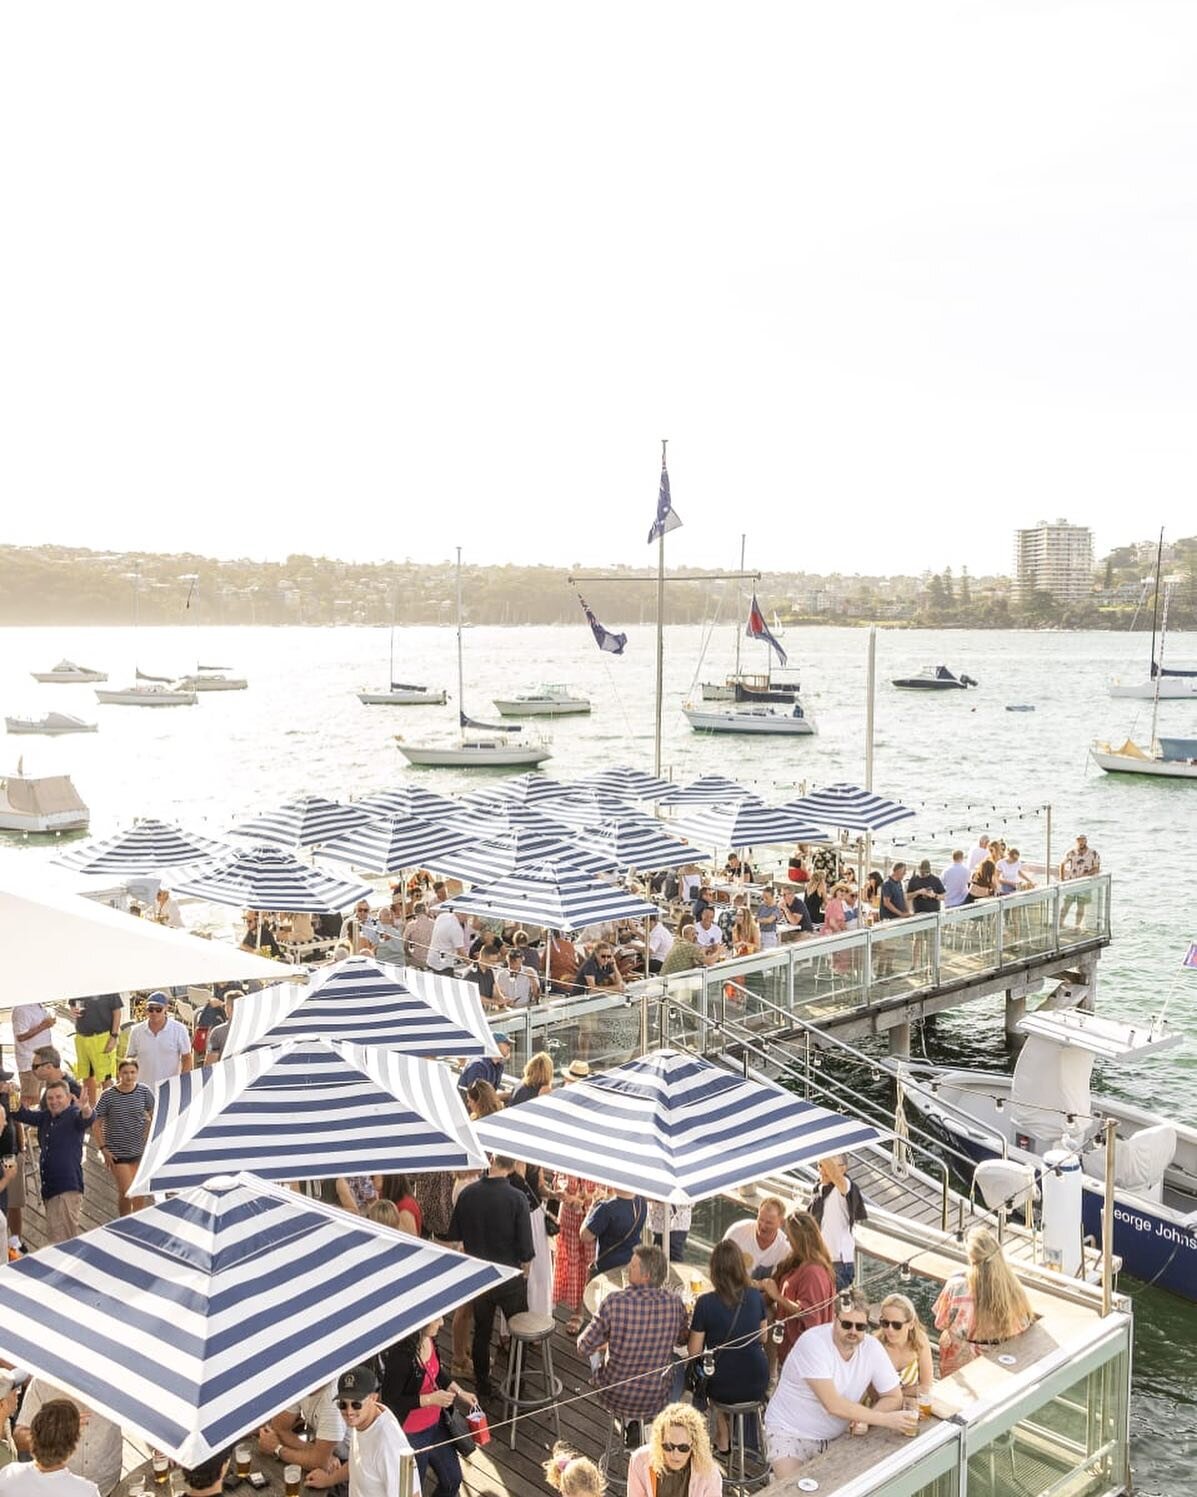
[284,1465,301,1497]
[152,1454,170,1486]
[235,1446,252,1478]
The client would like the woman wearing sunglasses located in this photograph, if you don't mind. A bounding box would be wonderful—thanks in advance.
[874,1294,933,1399]
[628,1403,722,1496]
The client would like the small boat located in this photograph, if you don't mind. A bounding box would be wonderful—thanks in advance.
[358,684,448,706]
[0,764,90,833]
[6,712,98,736]
[1005,704,1036,713]
[682,701,817,735]
[95,683,198,707]
[30,660,107,684]
[1110,672,1197,700]
[492,685,591,717]
[1109,535,1197,699]
[178,666,249,692]
[892,665,978,690]
[903,1007,1197,1299]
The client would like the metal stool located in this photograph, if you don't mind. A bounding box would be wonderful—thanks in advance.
[710,1399,769,1494]
[500,1311,562,1448]
[598,1413,645,1494]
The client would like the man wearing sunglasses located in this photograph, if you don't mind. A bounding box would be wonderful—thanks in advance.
[764,1288,915,1480]
[305,1366,403,1497]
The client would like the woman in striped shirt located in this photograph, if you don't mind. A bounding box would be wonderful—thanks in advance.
[91,1058,154,1216]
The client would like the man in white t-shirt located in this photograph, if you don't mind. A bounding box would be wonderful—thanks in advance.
[258,1380,346,1473]
[967,835,991,872]
[940,851,970,909]
[11,1002,54,1105]
[765,1289,913,1478]
[647,916,674,973]
[14,1385,120,1497]
[426,909,468,973]
[317,1366,408,1497]
[694,907,724,957]
[722,1196,790,1276]
[124,996,193,1089]
[0,1399,100,1497]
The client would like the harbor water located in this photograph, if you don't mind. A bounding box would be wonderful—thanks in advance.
[1,620,1194,1493]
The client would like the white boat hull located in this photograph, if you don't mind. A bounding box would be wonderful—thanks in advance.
[31,669,106,684]
[0,808,90,833]
[397,737,551,768]
[6,716,98,736]
[358,689,448,705]
[1090,745,1197,779]
[1109,677,1197,699]
[492,697,590,717]
[95,687,198,707]
[683,705,816,735]
[181,675,248,692]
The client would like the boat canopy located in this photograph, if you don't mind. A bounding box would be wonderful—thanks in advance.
[1159,738,1197,762]
[0,775,89,815]
[1153,660,1197,678]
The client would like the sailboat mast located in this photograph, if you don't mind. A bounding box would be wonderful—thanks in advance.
[734,533,745,680]
[388,578,396,687]
[1151,577,1170,750]
[456,546,465,715]
[653,440,668,777]
[1148,527,1163,678]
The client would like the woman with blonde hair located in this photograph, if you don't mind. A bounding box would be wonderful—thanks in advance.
[730,905,760,957]
[628,1403,722,1497]
[934,1226,1035,1374]
[510,1050,554,1106]
[875,1293,933,1395]
[543,1442,606,1495]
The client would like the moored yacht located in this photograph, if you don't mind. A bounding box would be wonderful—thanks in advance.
[178,666,249,692]
[892,665,978,690]
[492,684,591,717]
[6,712,98,736]
[31,660,107,684]
[682,700,816,735]
[0,764,90,833]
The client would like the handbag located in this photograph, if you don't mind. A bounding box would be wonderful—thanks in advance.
[686,1290,747,1399]
[441,1404,477,1457]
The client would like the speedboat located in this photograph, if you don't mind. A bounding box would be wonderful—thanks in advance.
[492,685,591,717]
[178,666,249,692]
[0,765,90,833]
[358,684,448,706]
[892,665,978,690]
[682,701,816,735]
[397,732,551,768]
[95,683,198,707]
[6,713,98,736]
[903,1007,1197,1298]
[30,661,107,684]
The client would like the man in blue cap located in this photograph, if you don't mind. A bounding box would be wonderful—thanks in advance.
[458,1034,511,1100]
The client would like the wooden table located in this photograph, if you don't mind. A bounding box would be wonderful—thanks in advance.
[115,1449,292,1497]
[582,1262,713,1318]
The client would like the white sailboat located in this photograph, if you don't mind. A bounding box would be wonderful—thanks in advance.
[1092,541,1197,780]
[397,548,550,769]
[1109,539,1197,699]
[358,583,447,705]
[178,665,249,692]
[699,536,801,702]
[95,567,197,707]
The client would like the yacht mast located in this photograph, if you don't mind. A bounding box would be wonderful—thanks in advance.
[734,533,745,680]
[455,546,465,718]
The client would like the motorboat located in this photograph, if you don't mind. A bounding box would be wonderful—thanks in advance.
[492,685,591,717]
[1090,736,1197,780]
[30,660,107,684]
[682,701,817,735]
[892,665,978,690]
[358,684,448,706]
[178,666,249,692]
[0,765,90,833]
[1005,704,1036,713]
[95,683,198,707]
[397,547,552,769]
[902,1007,1197,1298]
[6,712,98,736]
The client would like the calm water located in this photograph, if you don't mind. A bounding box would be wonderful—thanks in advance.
[2,621,1194,1491]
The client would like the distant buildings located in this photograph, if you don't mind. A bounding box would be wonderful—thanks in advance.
[1013,520,1094,602]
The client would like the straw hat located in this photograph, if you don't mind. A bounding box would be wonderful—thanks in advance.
[559,1059,591,1082]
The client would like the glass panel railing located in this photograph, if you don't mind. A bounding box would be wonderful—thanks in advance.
[998,884,1059,963]
[1059,874,1108,944]
[939,900,1000,977]
[867,914,938,1001]
[790,931,871,1020]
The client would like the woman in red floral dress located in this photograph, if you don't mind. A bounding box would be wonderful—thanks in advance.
[552,1173,598,1335]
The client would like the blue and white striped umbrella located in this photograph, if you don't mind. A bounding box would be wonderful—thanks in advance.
[779,782,915,832]
[575,766,674,801]
[443,861,658,931]
[230,796,373,848]
[433,830,617,884]
[54,819,236,875]
[356,787,463,821]
[657,774,760,806]
[173,844,373,913]
[573,817,704,871]
[318,815,474,876]
[223,955,499,1059]
[541,790,639,829]
[461,772,574,807]
[0,1173,515,1465]
[673,800,829,850]
[131,1038,487,1195]
[474,1047,881,1203]
[449,802,572,838]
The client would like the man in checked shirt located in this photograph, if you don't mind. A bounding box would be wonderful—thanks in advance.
[578,1243,689,1439]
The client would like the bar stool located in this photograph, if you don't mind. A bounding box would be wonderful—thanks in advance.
[499,1311,562,1448]
[709,1399,769,1494]
[598,1413,644,1495]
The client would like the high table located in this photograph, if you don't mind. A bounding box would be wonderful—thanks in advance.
[581,1261,713,1319]
[114,1450,293,1497]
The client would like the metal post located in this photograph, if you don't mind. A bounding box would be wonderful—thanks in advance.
[639,987,649,1056]
[399,1453,415,1497]
[1044,802,1053,887]
[865,627,876,792]
[653,441,667,778]
[1101,1117,1116,1315]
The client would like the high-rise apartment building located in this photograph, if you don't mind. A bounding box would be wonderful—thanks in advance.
[1013,520,1094,602]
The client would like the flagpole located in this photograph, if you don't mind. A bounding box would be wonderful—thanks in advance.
[734,533,745,682]
[654,439,668,778]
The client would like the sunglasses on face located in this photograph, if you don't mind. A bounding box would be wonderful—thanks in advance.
[336,1399,366,1411]
[661,1442,691,1454]
[878,1317,909,1331]
[838,1318,869,1332]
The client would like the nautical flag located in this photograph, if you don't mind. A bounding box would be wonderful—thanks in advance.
[578,595,627,655]
[1184,941,1197,971]
[647,453,682,543]
[745,592,788,667]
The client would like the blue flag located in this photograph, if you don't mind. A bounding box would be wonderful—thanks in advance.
[647,454,682,543]
[745,592,788,667]
[578,595,627,655]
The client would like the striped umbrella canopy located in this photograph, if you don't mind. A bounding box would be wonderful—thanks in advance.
[0,1173,516,1465]
[657,774,760,806]
[356,787,463,821]
[443,861,658,931]
[673,800,829,850]
[461,772,575,806]
[447,802,573,839]
[433,830,618,884]
[474,1047,881,1203]
[317,814,474,876]
[223,955,499,1059]
[131,1038,486,1196]
[779,782,915,832]
[229,796,373,848]
[576,766,674,801]
[172,844,373,913]
[541,789,639,829]
[54,818,236,875]
[573,817,704,871]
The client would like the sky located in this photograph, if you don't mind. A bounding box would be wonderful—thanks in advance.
[2,2,1195,577]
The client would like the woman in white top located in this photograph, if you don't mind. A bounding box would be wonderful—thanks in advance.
[996,847,1034,896]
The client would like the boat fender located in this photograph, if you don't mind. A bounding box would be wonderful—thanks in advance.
[1041,1149,1084,1276]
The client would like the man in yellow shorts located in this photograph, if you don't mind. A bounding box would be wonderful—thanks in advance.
[71,991,124,1107]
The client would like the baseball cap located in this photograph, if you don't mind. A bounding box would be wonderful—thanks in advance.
[0,1067,14,1084]
[146,993,168,1009]
[336,1365,379,1399]
[492,1032,511,1048]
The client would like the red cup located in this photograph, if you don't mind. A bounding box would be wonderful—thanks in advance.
[467,1409,490,1446]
